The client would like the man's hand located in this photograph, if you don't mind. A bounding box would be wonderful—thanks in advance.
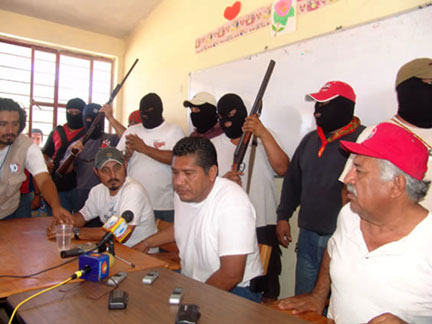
[278,293,325,315]
[70,140,85,155]
[133,240,151,253]
[367,313,408,324]
[46,218,59,239]
[126,134,148,155]
[31,195,42,210]
[222,170,243,187]
[100,103,114,119]
[242,115,267,138]
[52,206,73,225]
[276,220,292,247]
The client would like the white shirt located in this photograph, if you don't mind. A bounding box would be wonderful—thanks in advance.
[339,119,432,210]
[211,134,278,227]
[174,177,263,287]
[327,204,432,323]
[0,143,47,178]
[117,121,185,210]
[80,176,157,248]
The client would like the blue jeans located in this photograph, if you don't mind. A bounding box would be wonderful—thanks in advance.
[4,193,33,219]
[295,228,331,295]
[230,286,262,303]
[154,210,174,223]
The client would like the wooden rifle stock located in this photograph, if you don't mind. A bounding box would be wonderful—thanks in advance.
[55,59,139,176]
[231,59,276,172]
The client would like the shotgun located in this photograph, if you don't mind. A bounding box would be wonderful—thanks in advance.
[231,59,275,172]
[56,59,139,176]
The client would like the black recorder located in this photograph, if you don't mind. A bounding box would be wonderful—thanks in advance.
[108,290,128,310]
[175,304,201,324]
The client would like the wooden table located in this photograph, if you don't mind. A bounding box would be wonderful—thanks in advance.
[0,217,166,298]
[8,268,331,324]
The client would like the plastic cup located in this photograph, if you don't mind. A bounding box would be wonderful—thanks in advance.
[55,224,72,252]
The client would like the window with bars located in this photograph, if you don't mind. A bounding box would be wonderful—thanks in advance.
[0,38,114,146]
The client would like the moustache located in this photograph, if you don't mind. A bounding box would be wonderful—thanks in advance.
[108,178,120,184]
[2,133,16,138]
[346,184,358,197]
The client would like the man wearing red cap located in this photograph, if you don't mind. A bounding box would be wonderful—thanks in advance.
[276,81,365,295]
[340,57,432,209]
[279,122,432,324]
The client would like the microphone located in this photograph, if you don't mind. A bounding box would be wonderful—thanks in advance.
[97,210,134,248]
[78,252,115,282]
[60,243,97,259]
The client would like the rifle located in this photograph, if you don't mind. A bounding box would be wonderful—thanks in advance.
[231,59,276,172]
[56,59,139,176]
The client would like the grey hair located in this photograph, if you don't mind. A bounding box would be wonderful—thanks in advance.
[378,159,430,202]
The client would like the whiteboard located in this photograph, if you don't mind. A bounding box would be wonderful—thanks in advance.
[189,6,432,156]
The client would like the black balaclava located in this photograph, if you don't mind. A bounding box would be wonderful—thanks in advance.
[314,96,355,133]
[66,98,86,130]
[217,93,247,139]
[397,77,432,128]
[190,103,218,134]
[139,93,164,129]
[82,103,104,139]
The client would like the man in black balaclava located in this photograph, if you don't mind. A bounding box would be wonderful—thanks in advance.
[339,57,432,210]
[183,92,223,139]
[116,93,185,223]
[65,103,119,212]
[42,98,86,213]
[139,93,164,129]
[213,93,289,303]
[276,81,365,296]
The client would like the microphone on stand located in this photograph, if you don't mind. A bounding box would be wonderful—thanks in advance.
[97,210,134,249]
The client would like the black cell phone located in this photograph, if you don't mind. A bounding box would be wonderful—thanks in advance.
[108,290,128,309]
[175,304,201,324]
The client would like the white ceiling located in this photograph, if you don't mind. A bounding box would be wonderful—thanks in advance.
[0,0,163,38]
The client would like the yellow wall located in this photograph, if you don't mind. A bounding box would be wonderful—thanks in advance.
[124,0,429,129]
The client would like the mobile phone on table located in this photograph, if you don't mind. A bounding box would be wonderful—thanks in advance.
[175,304,201,324]
[108,290,128,309]
[169,287,184,304]
[142,270,159,285]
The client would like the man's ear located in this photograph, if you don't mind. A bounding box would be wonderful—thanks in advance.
[93,167,99,177]
[390,174,406,199]
[208,165,218,182]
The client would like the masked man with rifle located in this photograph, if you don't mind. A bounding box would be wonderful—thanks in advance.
[276,81,365,296]
[60,103,119,213]
[211,93,289,303]
[116,93,185,223]
[42,98,86,213]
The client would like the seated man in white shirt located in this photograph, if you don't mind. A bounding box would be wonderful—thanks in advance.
[48,147,157,248]
[278,123,432,324]
[134,137,263,302]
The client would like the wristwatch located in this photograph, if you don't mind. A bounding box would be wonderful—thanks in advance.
[73,227,80,240]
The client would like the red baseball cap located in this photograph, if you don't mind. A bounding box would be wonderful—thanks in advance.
[340,123,428,181]
[307,81,356,103]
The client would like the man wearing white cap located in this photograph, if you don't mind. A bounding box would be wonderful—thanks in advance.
[276,81,365,295]
[340,57,432,209]
[183,92,223,139]
[279,122,432,324]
